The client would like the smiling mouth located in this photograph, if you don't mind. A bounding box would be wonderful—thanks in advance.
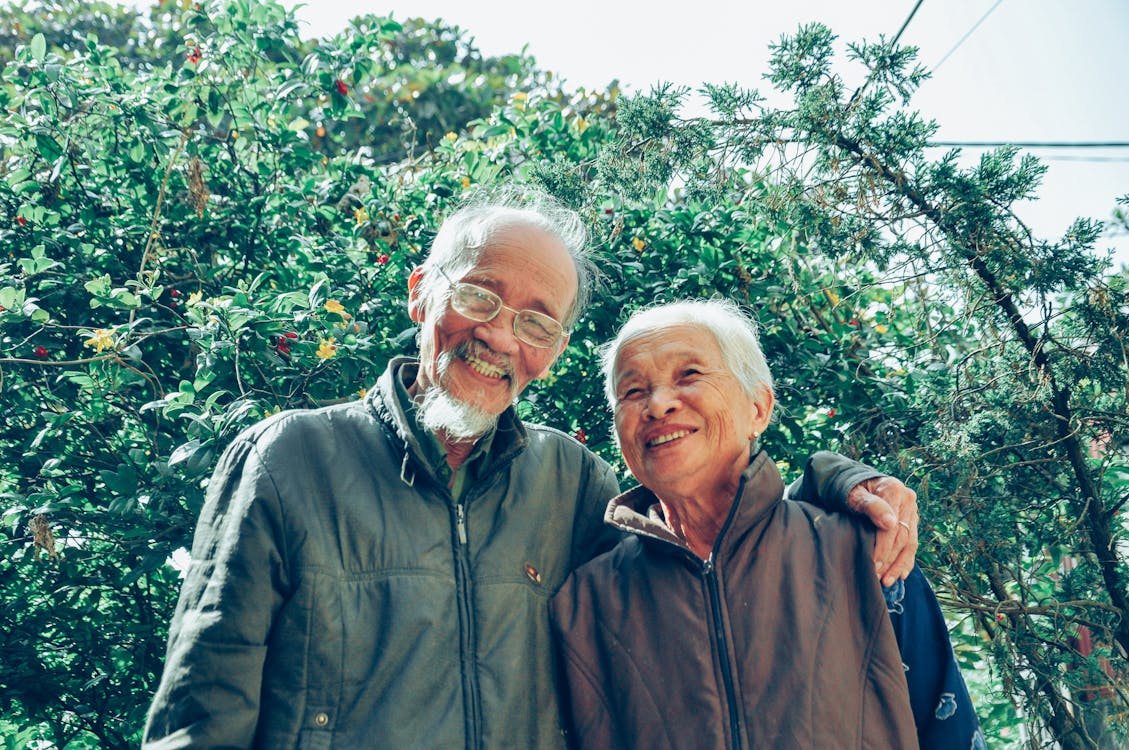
[647,430,692,448]
[464,352,509,380]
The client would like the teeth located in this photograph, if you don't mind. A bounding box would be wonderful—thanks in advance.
[465,354,507,379]
[648,430,690,447]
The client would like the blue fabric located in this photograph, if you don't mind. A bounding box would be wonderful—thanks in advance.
[884,566,986,750]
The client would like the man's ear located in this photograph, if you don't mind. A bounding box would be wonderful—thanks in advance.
[534,334,570,380]
[407,266,425,322]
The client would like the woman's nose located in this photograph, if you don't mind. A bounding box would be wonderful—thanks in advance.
[644,384,680,419]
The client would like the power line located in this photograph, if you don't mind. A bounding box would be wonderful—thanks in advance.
[929,141,1129,148]
[890,0,926,47]
[846,0,926,108]
[1039,156,1129,163]
[932,0,1005,72]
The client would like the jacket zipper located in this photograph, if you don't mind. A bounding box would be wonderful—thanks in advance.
[703,557,743,750]
[452,496,481,750]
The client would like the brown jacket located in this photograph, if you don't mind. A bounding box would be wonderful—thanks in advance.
[549,451,918,750]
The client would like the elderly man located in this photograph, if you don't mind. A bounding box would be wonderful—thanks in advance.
[143,186,918,749]
[550,299,982,749]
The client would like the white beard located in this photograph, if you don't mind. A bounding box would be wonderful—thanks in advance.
[416,386,499,442]
[415,347,505,441]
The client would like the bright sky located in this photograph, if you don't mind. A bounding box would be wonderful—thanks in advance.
[120,0,1129,267]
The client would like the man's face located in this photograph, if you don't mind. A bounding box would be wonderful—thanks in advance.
[409,223,576,434]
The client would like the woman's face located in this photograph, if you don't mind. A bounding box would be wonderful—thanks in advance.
[611,324,773,503]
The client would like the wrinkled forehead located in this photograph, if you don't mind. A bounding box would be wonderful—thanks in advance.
[613,323,721,377]
[473,225,577,300]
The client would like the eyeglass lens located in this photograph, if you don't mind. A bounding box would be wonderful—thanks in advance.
[449,283,562,347]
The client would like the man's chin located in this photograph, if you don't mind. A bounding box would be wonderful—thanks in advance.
[416,387,500,442]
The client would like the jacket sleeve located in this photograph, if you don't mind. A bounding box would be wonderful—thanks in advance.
[884,566,986,750]
[549,580,626,750]
[142,436,290,750]
[569,451,623,568]
[784,450,884,513]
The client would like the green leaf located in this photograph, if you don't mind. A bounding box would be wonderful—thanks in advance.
[30,33,46,62]
[168,439,203,467]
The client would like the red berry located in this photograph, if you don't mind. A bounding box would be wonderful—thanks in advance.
[34,346,48,358]
[376,254,390,265]
[848,318,860,327]
[186,47,201,64]
[170,289,181,298]
[392,213,400,222]
[276,337,291,355]
[16,216,26,227]
[574,429,587,445]
[827,408,836,418]
[283,331,298,339]
[335,79,349,95]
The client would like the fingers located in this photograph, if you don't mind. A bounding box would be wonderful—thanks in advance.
[849,476,920,584]
[882,515,918,586]
[856,490,898,530]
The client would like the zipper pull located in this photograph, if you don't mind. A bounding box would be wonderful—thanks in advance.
[456,503,468,545]
[702,557,714,576]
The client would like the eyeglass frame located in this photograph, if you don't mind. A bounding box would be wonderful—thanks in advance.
[432,265,568,349]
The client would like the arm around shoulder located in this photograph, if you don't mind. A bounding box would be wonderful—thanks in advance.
[785,450,883,511]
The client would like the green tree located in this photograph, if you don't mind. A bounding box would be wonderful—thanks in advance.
[3,2,1125,748]
[568,24,1128,749]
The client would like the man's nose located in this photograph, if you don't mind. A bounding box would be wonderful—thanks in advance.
[474,309,521,355]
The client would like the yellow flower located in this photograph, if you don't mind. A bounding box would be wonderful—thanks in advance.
[186,290,203,307]
[357,388,367,400]
[875,324,889,334]
[83,328,116,353]
[316,337,338,360]
[354,207,369,224]
[826,290,841,306]
[324,299,350,319]
[512,92,528,102]
[445,131,458,142]
[461,176,471,189]
[632,237,645,252]
[575,116,590,134]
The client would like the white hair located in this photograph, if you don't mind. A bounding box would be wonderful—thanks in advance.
[600,299,775,407]
[414,183,593,328]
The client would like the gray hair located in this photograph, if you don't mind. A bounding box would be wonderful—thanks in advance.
[415,184,593,328]
[600,299,775,407]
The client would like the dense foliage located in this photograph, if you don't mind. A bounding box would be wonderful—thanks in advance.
[1,2,1125,748]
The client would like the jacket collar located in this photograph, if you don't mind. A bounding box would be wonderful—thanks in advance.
[605,450,785,559]
[368,356,529,487]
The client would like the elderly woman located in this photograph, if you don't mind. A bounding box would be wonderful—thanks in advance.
[550,300,983,750]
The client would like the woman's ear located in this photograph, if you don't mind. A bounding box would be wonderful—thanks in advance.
[749,386,775,440]
[407,267,425,322]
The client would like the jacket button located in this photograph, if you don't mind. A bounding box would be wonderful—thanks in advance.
[313,712,329,727]
[524,563,542,584]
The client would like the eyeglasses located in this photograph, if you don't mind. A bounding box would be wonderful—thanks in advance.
[434,266,566,349]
